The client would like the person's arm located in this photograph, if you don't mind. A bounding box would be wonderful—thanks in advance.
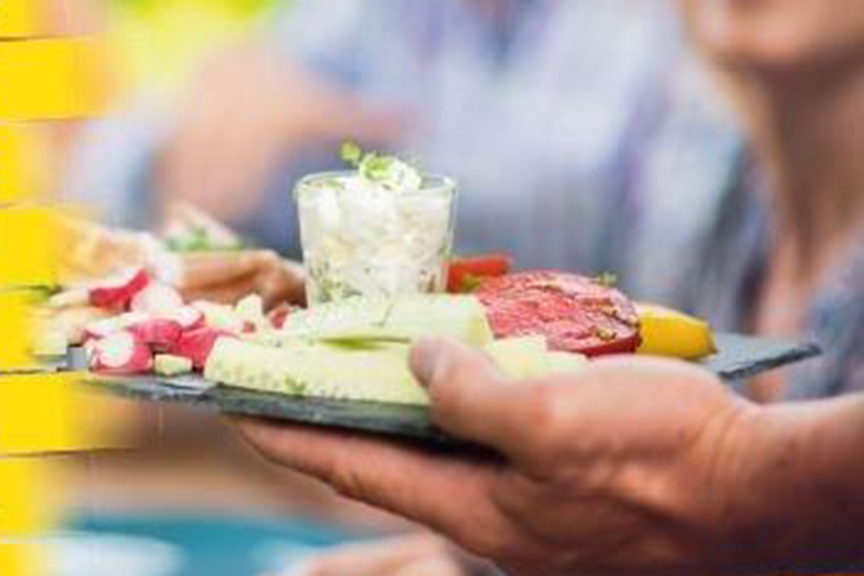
[237,339,864,576]
[65,0,402,238]
[728,395,864,570]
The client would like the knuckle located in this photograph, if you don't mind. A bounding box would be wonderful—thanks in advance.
[431,373,468,411]
[465,526,529,569]
[447,506,518,561]
[526,386,571,440]
[436,356,473,389]
[454,525,507,559]
[243,434,286,467]
[326,465,369,501]
[521,385,578,464]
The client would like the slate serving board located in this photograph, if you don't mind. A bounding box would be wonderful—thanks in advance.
[69,333,820,446]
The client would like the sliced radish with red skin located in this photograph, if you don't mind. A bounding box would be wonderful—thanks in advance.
[268,304,294,329]
[89,267,151,309]
[163,306,205,331]
[128,318,182,352]
[89,331,153,374]
[83,312,149,342]
[171,328,236,370]
[242,321,257,334]
[130,282,183,315]
[84,318,122,341]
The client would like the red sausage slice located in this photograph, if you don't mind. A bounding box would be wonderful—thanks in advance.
[476,271,641,357]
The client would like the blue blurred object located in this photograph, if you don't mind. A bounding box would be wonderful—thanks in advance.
[62,511,369,576]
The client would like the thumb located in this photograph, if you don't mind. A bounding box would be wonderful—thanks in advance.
[410,338,529,452]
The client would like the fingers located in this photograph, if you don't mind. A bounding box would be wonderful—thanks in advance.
[236,419,502,541]
[410,338,536,456]
[179,272,260,305]
[285,535,451,576]
[256,260,307,308]
[178,251,278,289]
[410,339,733,465]
[392,557,466,576]
[177,252,262,290]
[177,251,305,307]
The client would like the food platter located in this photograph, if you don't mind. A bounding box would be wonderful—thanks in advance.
[73,334,820,447]
[27,150,822,448]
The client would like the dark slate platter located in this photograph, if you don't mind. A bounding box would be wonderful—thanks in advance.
[74,333,820,446]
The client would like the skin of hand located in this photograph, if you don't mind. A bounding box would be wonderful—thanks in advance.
[177,251,306,308]
[156,43,403,223]
[283,534,477,576]
[237,339,864,576]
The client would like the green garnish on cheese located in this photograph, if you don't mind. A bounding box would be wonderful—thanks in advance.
[339,141,423,191]
[340,140,363,166]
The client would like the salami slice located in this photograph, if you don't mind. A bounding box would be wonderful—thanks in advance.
[477,271,641,357]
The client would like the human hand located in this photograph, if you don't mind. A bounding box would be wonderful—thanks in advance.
[237,340,769,576]
[177,250,305,308]
[283,534,482,576]
[157,43,403,222]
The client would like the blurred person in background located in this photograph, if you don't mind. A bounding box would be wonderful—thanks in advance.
[671,0,864,403]
[252,0,864,573]
[66,0,745,289]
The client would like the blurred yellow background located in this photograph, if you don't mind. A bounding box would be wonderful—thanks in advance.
[106,0,280,97]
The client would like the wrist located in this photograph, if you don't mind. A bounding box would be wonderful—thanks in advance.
[718,396,864,572]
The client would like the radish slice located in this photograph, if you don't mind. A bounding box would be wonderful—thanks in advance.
[130,282,183,315]
[164,306,205,331]
[171,328,236,370]
[89,267,151,309]
[128,318,182,352]
[268,303,294,329]
[84,312,149,342]
[88,331,153,374]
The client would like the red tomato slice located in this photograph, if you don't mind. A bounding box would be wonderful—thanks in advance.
[476,271,641,357]
[447,254,513,293]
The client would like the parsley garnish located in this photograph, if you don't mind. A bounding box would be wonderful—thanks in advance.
[595,272,618,287]
[338,141,422,190]
[360,153,394,182]
[340,140,363,167]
